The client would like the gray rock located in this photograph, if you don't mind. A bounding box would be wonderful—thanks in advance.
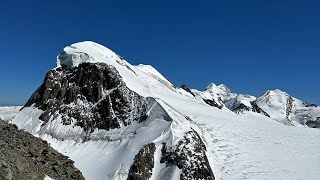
[233,101,270,117]
[181,84,195,97]
[128,143,156,180]
[24,63,148,136]
[203,98,223,109]
[0,119,84,180]
[160,130,215,180]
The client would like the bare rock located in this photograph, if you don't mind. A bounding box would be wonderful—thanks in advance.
[0,119,85,180]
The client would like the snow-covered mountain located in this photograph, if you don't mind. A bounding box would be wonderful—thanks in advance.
[188,82,320,128]
[11,41,320,180]
[256,89,320,127]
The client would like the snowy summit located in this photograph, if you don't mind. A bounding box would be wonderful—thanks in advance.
[8,41,320,180]
[57,41,121,67]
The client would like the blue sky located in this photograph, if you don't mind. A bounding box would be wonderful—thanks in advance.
[0,0,319,105]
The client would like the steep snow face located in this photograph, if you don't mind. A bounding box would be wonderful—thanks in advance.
[57,41,120,67]
[225,94,256,110]
[56,41,177,99]
[256,89,320,127]
[206,83,237,102]
[191,89,226,110]
[180,83,236,110]
[187,83,237,110]
[256,89,289,121]
[137,64,173,89]
[224,94,270,117]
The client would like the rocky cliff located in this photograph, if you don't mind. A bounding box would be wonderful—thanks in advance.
[0,119,84,180]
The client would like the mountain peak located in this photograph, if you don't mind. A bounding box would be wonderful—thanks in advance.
[262,89,289,99]
[205,83,218,92]
[57,41,120,67]
[217,84,233,93]
[206,83,233,93]
[268,89,287,94]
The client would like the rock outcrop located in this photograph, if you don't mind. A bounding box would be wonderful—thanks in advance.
[25,63,148,134]
[232,101,270,117]
[180,85,195,97]
[306,117,320,128]
[0,119,84,180]
[160,130,215,180]
[203,98,224,109]
[128,143,156,180]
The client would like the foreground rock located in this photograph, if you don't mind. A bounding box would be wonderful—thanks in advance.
[0,119,84,180]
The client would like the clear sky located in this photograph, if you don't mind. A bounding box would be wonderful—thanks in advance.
[0,0,319,105]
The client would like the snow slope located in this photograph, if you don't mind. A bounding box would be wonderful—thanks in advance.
[205,83,237,103]
[12,41,320,180]
[256,89,320,127]
[224,94,256,110]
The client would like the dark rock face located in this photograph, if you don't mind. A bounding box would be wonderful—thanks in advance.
[160,130,215,180]
[306,117,320,128]
[285,96,295,123]
[128,143,156,180]
[303,102,318,107]
[25,63,148,133]
[0,120,84,180]
[203,98,223,109]
[181,85,195,97]
[233,102,270,117]
[250,102,270,117]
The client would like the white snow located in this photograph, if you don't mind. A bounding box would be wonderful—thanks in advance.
[44,175,54,180]
[12,41,320,180]
[0,106,22,121]
[57,41,120,67]
[256,89,290,121]
[206,83,237,102]
[225,94,256,110]
[256,89,320,126]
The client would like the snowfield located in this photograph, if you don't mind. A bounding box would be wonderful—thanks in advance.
[11,41,320,180]
[0,106,22,121]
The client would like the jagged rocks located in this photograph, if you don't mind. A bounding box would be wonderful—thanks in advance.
[203,98,223,109]
[160,130,215,180]
[285,96,295,123]
[181,85,195,97]
[128,143,156,180]
[303,102,318,107]
[233,101,270,117]
[306,117,320,128]
[0,119,84,180]
[250,101,270,117]
[25,63,148,132]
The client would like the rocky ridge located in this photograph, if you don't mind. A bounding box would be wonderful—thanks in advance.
[160,130,214,180]
[25,62,148,139]
[0,119,84,180]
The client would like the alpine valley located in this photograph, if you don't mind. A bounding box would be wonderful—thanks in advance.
[3,41,319,180]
